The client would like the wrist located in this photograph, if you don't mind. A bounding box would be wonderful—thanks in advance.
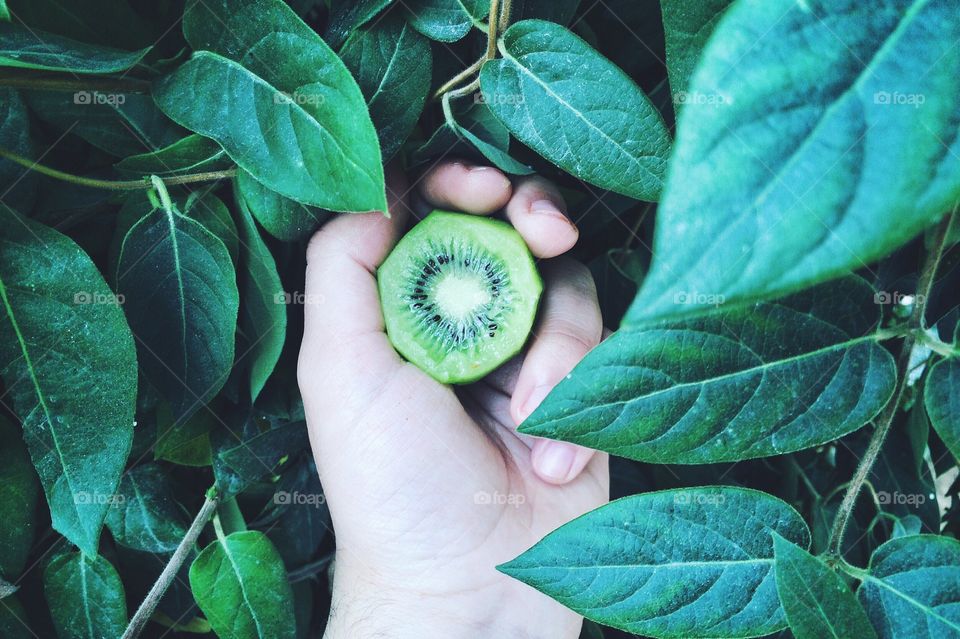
[323,553,582,639]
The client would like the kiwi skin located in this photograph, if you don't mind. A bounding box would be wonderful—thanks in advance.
[377,210,542,384]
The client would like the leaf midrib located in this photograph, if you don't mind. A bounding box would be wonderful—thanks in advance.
[220,538,267,638]
[862,574,960,633]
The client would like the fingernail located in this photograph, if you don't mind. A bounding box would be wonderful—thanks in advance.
[535,443,576,483]
[520,384,552,422]
[530,199,572,224]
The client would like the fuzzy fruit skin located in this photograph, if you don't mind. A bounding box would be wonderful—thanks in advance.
[377,210,543,384]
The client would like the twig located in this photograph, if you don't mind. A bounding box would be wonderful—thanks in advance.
[826,208,956,557]
[0,147,236,191]
[121,489,220,639]
[431,58,484,101]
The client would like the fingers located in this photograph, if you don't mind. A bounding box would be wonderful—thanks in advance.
[298,166,411,404]
[510,258,603,485]
[504,177,579,258]
[417,161,513,214]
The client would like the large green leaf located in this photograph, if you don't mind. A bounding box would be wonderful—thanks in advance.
[480,20,671,201]
[857,535,960,638]
[0,416,39,579]
[43,552,127,639]
[631,0,960,322]
[189,530,296,639]
[154,0,385,213]
[104,463,189,553]
[114,134,231,178]
[405,0,488,42]
[925,357,960,461]
[659,0,733,97]
[340,13,432,161]
[0,23,148,73]
[324,0,394,48]
[117,205,239,422]
[499,487,810,638]
[0,206,136,556]
[184,189,240,265]
[25,91,185,157]
[772,534,877,639]
[234,170,329,242]
[234,196,286,401]
[521,277,896,464]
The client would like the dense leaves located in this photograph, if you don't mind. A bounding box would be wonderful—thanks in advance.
[925,357,960,461]
[104,463,189,553]
[43,553,128,639]
[0,206,136,556]
[632,0,960,321]
[521,277,896,463]
[0,23,148,73]
[500,487,810,638]
[0,416,39,579]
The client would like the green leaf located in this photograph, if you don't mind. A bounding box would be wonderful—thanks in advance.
[184,189,240,265]
[480,20,671,201]
[858,535,960,638]
[925,357,960,462]
[5,0,156,49]
[499,487,810,638]
[189,530,296,639]
[43,552,127,639]
[0,596,33,639]
[214,421,309,498]
[340,13,432,160]
[521,276,896,464]
[324,0,394,48]
[114,134,231,178]
[0,1,8,21]
[659,0,733,98]
[415,94,534,175]
[25,91,185,157]
[405,0,488,42]
[117,206,239,422]
[0,416,39,580]
[772,533,877,639]
[0,23,148,73]
[0,88,37,213]
[155,403,214,467]
[104,463,189,553]
[631,0,960,322]
[235,194,287,401]
[234,170,329,242]
[0,206,137,556]
[154,0,386,212]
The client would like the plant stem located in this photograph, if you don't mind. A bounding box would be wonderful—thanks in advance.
[431,0,513,102]
[826,209,956,558]
[121,489,220,639]
[287,552,335,583]
[485,0,502,62]
[431,58,485,101]
[0,147,236,191]
[0,70,151,93]
[498,0,513,33]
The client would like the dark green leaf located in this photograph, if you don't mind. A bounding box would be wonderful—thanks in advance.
[104,463,189,553]
[184,189,240,264]
[0,595,32,639]
[114,134,231,178]
[215,421,309,498]
[235,194,287,401]
[858,535,960,638]
[0,1,8,21]
[6,0,156,49]
[499,487,810,638]
[631,0,960,322]
[189,530,296,639]
[340,13,432,160]
[117,206,239,422]
[480,20,671,201]
[154,0,386,212]
[155,403,214,467]
[0,88,37,213]
[660,0,733,98]
[25,91,185,157]
[0,416,39,580]
[521,277,896,464]
[234,169,330,242]
[925,357,960,462]
[772,533,877,639]
[0,23,148,73]
[0,206,137,556]
[325,0,394,48]
[405,0,488,42]
[43,553,127,639]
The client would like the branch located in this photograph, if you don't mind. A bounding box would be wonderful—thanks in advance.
[121,489,220,639]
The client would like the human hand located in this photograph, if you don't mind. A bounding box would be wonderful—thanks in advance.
[298,161,609,638]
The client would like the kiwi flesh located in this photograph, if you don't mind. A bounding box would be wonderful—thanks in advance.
[378,210,542,384]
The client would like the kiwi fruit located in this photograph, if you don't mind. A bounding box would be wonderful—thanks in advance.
[378,210,542,384]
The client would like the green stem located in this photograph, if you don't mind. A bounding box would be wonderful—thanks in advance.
[0,147,236,191]
[826,208,956,558]
[216,497,248,537]
[121,488,220,639]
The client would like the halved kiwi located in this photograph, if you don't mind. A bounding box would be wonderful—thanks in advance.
[378,210,542,384]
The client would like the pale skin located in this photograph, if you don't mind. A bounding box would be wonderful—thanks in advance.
[298,160,609,638]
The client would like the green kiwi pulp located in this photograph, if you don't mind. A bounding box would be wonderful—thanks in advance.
[378,211,542,384]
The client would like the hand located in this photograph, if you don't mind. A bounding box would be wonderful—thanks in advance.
[298,161,609,639]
